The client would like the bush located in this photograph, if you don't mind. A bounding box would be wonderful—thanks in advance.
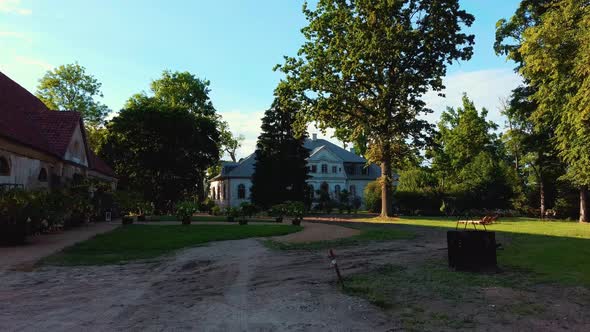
[364,181,382,213]
[175,201,198,224]
[199,198,216,214]
[239,202,258,218]
[211,205,222,216]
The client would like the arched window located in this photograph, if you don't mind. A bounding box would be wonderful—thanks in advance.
[349,185,357,197]
[217,184,222,200]
[320,182,329,193]
[38,168,48,182]
[334,185,341,195]
[0,157,9,176]
[212,187,216,199]
[237,184,246,199]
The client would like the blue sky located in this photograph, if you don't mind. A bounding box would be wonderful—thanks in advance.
[1,0,522,158]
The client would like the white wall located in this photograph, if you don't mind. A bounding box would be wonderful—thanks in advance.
[0,149,51,190]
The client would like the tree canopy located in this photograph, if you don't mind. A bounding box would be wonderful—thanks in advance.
[99,104,219,211]
[251,99,310,209]
[36,63,110,126]
[276,0,475,217]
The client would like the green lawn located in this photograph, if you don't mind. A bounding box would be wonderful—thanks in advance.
[42,224,301,266]
[349,216,590,286]
[148,215,275,223]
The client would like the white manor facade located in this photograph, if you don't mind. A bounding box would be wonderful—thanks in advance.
[209,134,381,207]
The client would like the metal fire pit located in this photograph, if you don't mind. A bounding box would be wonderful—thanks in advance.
[447,230,497,272]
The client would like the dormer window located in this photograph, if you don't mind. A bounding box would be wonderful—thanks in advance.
[332,166,337,173]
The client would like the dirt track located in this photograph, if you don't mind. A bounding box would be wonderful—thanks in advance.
[1,224,589,331]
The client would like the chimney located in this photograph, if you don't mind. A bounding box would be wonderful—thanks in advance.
[312,133,317,141]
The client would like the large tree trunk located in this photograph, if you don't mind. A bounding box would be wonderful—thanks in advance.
[380,150,393,218]
[539,179,546,220]
[580,187,589,223]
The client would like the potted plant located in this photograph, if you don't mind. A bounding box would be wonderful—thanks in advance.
[122,215,134,225]
[176,201,198,225]
[270,203,287,223]
[225,207,239,222]
[286,201,305,226]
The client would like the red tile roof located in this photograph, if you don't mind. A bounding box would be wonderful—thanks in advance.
[0,71,116,179]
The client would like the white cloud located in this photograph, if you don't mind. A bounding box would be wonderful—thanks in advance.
[0,31,31,43]
[221,68,522,160]
[0,0,32,15]
[14,55,53,70]
[422,68,522,128]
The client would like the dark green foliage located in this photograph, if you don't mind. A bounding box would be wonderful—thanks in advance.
[251,100,310,209]
[364,181,382,213]
[100,105,219,212]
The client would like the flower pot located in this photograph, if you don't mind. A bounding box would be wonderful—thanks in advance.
[227,216,235,223]
[182,216,191,225]
[275,217,283,223]
[291,218,302,226]
[0,221,27,245]
[239,219,248,225]
[122,216,134,225]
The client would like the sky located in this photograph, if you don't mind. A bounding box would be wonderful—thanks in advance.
[1,0,522,159]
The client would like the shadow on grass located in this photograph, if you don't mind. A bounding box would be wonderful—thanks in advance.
[318,217,590,287]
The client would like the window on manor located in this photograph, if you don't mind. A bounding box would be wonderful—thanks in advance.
[311,165,317,173]
[346,165,355,174]
[361,167,368,175]
[0,157,9,176]
[237,184,246,199]
[38,168,48,182]
[212,187,216,199]
[308,184,315,198]
[332,166,337,173]
[350,185,357,196]
[321,164,328,173]
[334,185,341,195]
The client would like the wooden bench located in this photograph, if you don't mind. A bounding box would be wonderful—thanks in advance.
[456,215,498,231]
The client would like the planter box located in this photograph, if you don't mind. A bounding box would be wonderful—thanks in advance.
[447,230,497,272]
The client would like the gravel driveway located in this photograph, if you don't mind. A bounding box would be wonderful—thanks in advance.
[0,237,399,331]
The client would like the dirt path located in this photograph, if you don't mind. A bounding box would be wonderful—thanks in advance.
[1,223,588,331]
[0,222,119,271]
[0,238,399,331]
[273,221,361,243]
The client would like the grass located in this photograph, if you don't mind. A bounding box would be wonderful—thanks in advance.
[148,215,275,223]
[355,216,590,286]
[42,224,301,266]
[343,262,544,330]
[263,223,415,250]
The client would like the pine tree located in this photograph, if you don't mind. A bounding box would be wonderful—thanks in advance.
[251,100,310,209]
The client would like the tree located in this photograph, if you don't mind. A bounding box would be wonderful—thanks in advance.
[500,86,564,218]
[218,121,244,162]
[250,99,310,209]
[517,0,590,222]
[85,126,108,154]
[276,0,474,217]
[427,96,519,211]
[126,70,241,164]
[99,105,219,211]
[36,63,110,126]
[126,70,216,117]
